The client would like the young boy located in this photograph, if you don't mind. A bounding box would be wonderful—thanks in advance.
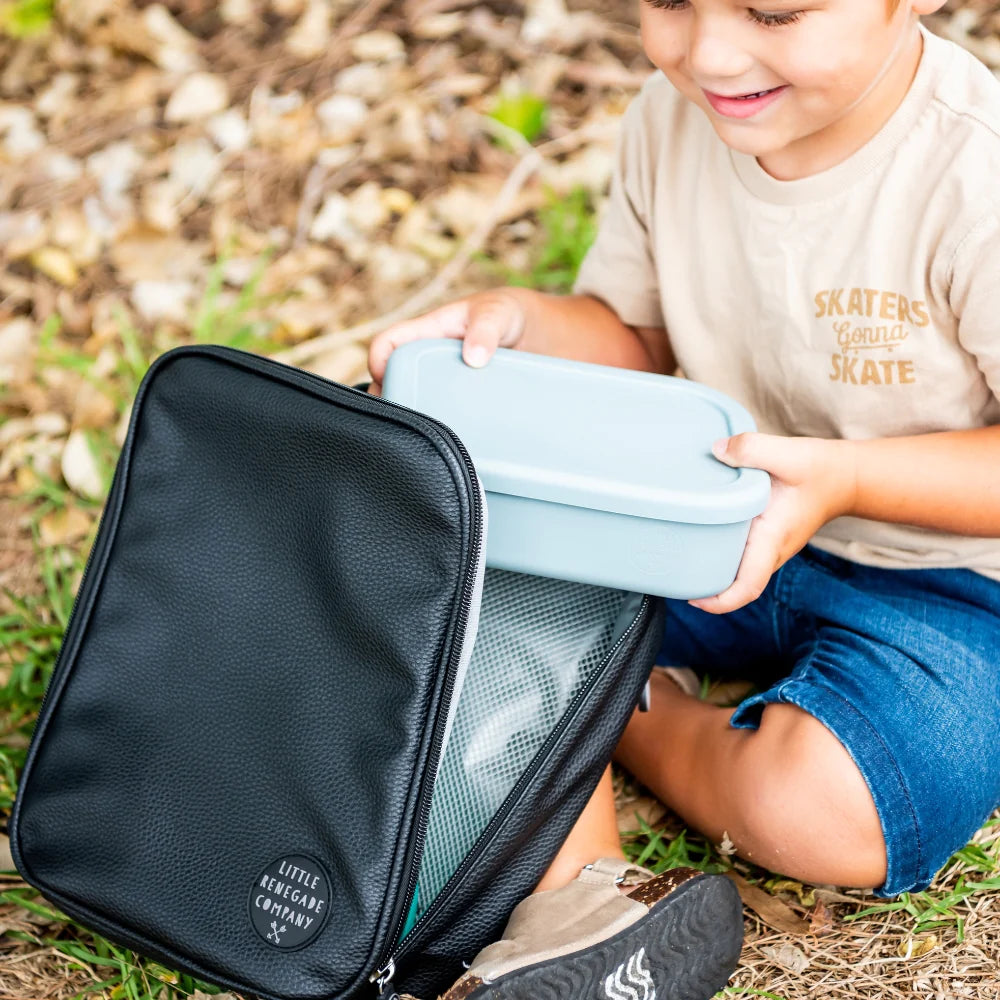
[369,0,1000,996]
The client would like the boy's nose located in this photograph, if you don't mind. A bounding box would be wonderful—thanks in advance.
[686,15,756,81]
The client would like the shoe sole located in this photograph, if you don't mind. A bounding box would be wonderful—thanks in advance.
[442,872,743,1000]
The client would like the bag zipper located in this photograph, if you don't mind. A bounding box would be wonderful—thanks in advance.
[368,593,651,997]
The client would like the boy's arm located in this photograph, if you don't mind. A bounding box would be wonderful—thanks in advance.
[516,289,676,375]
[367,286,676,391]
[691,427,1000,614]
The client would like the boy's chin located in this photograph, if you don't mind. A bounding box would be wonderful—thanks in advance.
[706,119,797,161]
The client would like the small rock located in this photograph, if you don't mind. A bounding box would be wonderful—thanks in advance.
[207,109,251,152]
[220,0,256,24]
[0,210,47,259]
[368,245,430,287]
[333,63,394,102]
[142,180,183,232]
[131,280,195,323]
[539,145,614,194]
[62,430,105,501]
[348,181,391,235]
[165,72,230,123]
[35,73,79,119]
[83,196,120,242]
[30,247,80,287]
[350,30,405,63]
[0,318,36,384]
[310,193,357,244]
[87,140,143,202]
[0,105,45,159]
[412,12,464,39]
[42,152,84,183]
[143,4,202,73]
[316,93,367,142]
[285,0,331,59]
[317,144,359,169]
[50,208,101,266]
[169,138,221,197]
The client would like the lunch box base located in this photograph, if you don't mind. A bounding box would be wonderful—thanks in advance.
[484,492,751,600]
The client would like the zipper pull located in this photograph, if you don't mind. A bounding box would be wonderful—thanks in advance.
[371,959,400,999]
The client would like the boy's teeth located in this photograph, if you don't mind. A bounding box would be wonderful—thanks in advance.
[736,90,771,100]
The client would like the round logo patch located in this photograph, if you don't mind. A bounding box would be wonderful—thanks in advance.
[249,854,331,949]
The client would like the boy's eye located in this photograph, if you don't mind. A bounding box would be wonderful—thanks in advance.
[641,0,804,26]
[748,8,803,26]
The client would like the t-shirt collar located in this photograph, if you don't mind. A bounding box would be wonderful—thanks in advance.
[729,25,951,205]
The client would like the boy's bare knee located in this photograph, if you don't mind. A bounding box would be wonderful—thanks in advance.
[725,704,887,888]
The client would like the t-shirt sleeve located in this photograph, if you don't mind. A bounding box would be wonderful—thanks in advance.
[951,202,1000,405]
[572,88,664,329]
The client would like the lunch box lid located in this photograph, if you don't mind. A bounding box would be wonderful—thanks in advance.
[382,341,770,525]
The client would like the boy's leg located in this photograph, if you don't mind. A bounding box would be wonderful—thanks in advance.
[534,766,624,892]
[615,671,887,886]
[534,671,886,893]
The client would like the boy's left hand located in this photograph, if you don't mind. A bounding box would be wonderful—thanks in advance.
[689,433,857,615]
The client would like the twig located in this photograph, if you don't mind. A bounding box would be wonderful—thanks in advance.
[275,117,619,365]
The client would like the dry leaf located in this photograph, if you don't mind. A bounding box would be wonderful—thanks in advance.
[768,878,817,907]
[807,898,835,935]
[724,871,812,935]
[897,934,937,959]
[615,795,666,833]
[30,247,80,287]
[39,506,93,547]
[760,943,811,974]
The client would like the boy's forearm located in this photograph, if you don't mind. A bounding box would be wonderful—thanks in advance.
[845,426,1000,536]
[507,288,674,375]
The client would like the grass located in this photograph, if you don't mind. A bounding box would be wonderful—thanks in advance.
[480,184,599,294]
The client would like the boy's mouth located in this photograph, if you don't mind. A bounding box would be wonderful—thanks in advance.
[703,85,788,119]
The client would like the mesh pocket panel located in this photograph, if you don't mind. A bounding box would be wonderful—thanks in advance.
[415,569,632,916]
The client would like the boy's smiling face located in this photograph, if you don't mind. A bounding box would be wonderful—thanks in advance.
[639,0,946,179]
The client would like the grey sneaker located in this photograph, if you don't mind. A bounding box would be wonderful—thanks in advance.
[438,858,743,1000]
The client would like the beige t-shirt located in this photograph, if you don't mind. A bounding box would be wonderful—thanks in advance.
[574,28,1000,580]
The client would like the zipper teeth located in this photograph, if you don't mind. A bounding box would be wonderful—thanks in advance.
[385,593,651,967]
[378,463,482,966]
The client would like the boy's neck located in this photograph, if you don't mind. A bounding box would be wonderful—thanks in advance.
[757,24,925,182]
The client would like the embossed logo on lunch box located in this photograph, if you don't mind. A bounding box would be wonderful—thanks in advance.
[249,855,331,949]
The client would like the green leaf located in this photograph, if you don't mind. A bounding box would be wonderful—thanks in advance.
[489,91,549,144]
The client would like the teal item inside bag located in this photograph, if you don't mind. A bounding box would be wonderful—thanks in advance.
[381,341,770,599]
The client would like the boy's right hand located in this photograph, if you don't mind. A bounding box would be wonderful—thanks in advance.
[367,288,530,395]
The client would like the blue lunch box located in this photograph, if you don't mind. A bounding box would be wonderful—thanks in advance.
[381,340,770,599]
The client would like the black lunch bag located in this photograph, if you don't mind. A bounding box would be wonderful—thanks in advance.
[11,344,664,1000]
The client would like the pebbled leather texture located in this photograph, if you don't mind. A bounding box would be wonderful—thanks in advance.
[11,346,479,1000]
[395,595,665,999]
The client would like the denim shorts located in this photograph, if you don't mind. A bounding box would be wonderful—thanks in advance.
[656,544,1000,897]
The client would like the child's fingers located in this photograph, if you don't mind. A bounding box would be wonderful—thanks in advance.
[689,517,778,614]
[462,292,526,367]
[367,300,472,382]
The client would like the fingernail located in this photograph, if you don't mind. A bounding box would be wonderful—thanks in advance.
[465,345,488,368]
[711,439,727,459]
